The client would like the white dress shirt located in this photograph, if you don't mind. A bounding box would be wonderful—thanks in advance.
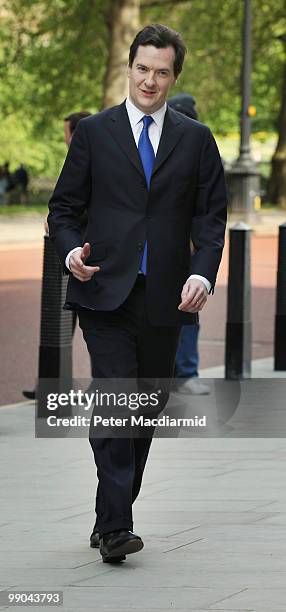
[125,96,165,153]
[65,97,211,293]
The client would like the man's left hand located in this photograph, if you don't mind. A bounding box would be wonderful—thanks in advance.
[178,279,208,313]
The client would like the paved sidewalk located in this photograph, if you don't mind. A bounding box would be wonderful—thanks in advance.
[202,356,286,378]
[1,213,285,609]
[1,359,286,611]
[0,215,46,248]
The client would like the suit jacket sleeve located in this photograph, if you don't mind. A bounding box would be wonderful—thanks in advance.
[47,120,91,266]
[190,127,227,291]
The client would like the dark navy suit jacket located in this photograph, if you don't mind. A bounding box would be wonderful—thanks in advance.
[48,102,227,325]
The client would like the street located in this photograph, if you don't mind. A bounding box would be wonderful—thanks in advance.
[0,233,277,406]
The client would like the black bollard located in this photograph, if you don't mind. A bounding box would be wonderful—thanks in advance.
[274,223,286,370]
[225,222,252,379]
[36,234,73,418]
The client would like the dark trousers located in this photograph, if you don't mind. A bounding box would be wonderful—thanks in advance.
[78,275,180,536]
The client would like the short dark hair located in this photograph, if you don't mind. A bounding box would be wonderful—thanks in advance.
[64,111,92,134]
[129,24,186,78]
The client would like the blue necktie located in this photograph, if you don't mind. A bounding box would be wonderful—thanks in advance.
[138,115,155,274]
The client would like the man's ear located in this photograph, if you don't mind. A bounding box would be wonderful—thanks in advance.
[127,63,131,78]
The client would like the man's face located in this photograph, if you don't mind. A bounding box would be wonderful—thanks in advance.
[127,45,177,114]
[64,121,72,147]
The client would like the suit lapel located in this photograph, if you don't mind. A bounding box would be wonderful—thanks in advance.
[106,102,185,181]
[152,107,185,177]
[106,102,144,178]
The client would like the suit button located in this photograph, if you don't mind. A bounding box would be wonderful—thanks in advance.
[137,242,144,252]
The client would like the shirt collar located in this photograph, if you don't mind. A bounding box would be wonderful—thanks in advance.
[126,97,167,130]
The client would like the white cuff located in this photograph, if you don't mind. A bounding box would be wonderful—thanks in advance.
[187,274,212,293]
[65,247,82,271]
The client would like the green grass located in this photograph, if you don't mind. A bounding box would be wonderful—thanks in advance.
[0,204,48,216]
[260,203,284,211]
[215,132,276,165]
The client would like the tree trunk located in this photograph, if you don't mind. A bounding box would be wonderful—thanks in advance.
[268,54,286,208]
[103,0,140,108]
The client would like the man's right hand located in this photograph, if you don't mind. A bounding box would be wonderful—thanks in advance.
[69,242,100,282]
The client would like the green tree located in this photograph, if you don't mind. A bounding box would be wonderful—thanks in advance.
[0,0,285,194]
[0,0,109,175]
[103,0,140,107]
[268,47,286,207]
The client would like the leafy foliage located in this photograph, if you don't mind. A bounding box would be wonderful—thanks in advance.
[0,0,285,177]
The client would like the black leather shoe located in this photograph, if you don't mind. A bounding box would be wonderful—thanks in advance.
[90,528,100,548]
[90,527,126,560]
[100,530,143,562]
[102,554,126,563]
[22,390,36,400]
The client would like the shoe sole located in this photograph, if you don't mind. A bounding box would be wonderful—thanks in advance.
[102,554,126,563]
[102,538,144,561]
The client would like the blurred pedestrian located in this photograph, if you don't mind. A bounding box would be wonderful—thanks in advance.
[3,162,12,189]
[0,166,8,204]
[64,111,92,146]
[15,164,29,204]
[168,93,210,395]
[22,111,92,401]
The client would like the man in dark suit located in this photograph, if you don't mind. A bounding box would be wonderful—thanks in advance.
[48,23,227,563]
